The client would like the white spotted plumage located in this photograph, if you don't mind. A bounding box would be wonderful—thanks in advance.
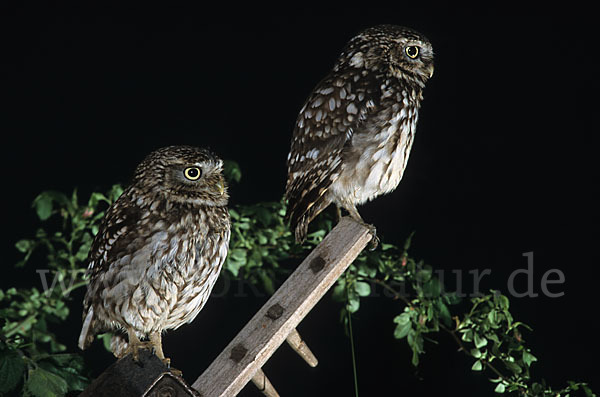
[79,145,230,363]
[285,25,434,243]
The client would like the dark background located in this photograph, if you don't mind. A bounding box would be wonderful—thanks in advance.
[1,4,598,396]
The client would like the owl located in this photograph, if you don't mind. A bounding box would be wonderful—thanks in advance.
[78,145,230,366]
[285,25,434,245]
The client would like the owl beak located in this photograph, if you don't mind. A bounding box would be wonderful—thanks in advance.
[216,180,226,196]
[427,64,434,79]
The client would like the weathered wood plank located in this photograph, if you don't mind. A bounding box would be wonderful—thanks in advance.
[285,328,318,367]
[250,368,279,397]
[192,217,371,396]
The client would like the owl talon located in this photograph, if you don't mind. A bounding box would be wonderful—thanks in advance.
[123,341,152,362]
[366,225,379,251]
[369,234,379,251]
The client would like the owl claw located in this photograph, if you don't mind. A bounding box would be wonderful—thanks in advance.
[344,209,379,250]
[168,365,183,377]
[123,340,152,362]
[367,225,379,251]
[350,217,379,250]
[159,356,183,376]
[147,331,180,374]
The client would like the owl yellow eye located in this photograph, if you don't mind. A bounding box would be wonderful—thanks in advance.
[405,46,419,59]
[183,167,202,181]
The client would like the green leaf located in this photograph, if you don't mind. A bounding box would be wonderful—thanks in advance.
[470,348,482,359]
[393,313,412,339]
[494,383,506,393]
[444,292,462,305]
[42,356,88,392]
[494,293,510,311]
[471,360,483,371]
[436,300,452,327]
[33,194,54,220]
[15,239,34,253]
[98,333,113,352]
[331,281,346,302]
[403,231,415,252]
[474,333,488,349]
[394,312,411,325]
[229,208,240,220]
[422,278,442,298]
[522,351,537,367]
[531,382,544,394]
[26,367,68,397]
[223,160,242,183]
[356,262,377,278]
[75,239,92,261]
[504,360,522,374]
[416,268,432,284]
[354,281,371,297]
[0,348,26,393]
[258,269,274,295]
[33,191,72,220]
[487,309,499,326]
[107,184,124,202]
[226,248,248,277]
[407,330,424,354]
[346,297,360,313]
[461,329,473,342]
[411,350,420,367]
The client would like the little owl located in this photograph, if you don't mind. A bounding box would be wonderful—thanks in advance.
[285,25,434,244]
[78,145,230,365]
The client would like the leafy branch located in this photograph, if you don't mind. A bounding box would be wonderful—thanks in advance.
[1,186,123,396]
[0,161,595,396]
[333,236,595,396]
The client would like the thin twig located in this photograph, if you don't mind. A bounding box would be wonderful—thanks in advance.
[369,278,412,307]
[3,314,37,338]
[345,273,360,397]
[347,309,359,397]
[439,324,508,382]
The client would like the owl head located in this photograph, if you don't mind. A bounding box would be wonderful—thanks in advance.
[132,145,228,207]
[337,25,434,85]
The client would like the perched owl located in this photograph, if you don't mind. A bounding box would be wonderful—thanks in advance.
[78,145,230,365]
[285,25,434,244]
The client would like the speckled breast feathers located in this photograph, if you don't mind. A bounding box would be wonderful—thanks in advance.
[285,25,434,242]
[79,146,230,356]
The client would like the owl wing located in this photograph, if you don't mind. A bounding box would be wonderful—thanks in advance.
[79,189,141,350]
[86,189,142,280]
[285,70,381,237]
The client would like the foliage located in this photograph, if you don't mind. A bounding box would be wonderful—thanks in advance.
[0,162,595,396]
[1,186,122,396]
[333,237,595,396]
[225,201,333,294]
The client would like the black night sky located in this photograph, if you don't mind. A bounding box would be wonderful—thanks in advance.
[1,4,598,396]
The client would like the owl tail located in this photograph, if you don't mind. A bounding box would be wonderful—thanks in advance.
[288,194,332,244]
[78,309,129,357]
[110,334,129,358]
[78,308,95,350]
